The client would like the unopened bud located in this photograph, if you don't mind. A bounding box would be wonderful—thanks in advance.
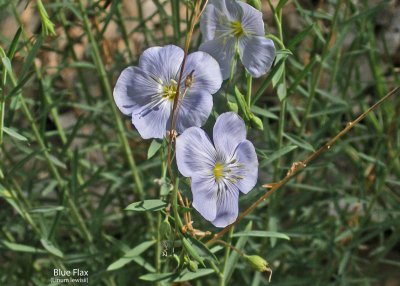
[250,114,264,130]
[227,100,239,113]
[188,260,198,272]
[160,218,171,240]
[185,70,195,88]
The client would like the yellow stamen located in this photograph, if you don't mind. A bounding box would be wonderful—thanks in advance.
[230,21,244,38]
[162,84,177,101]
[214,161,224,180]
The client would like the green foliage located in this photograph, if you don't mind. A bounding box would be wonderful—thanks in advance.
[0,0,399,285]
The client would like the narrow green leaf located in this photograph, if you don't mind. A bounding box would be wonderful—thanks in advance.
[224,221,252,283]
[3,127,28,141]
[147,139,162,159]
[125,199,167,212]
[173,269,215,282]
[283,133,315,152]
[1,241,46,253]
[48,154,67,169]
[182,237,205,266]
[233,231,290,240]
[140,272,175,282]
[40,239,64,258]
[277,82,287,101]
[276,0,289,12]
[29,206,65,213]
[260,145,298,166]
[288,24,314,49]
[20,36,43,78]
[272,54,287,88]
[187,237,218,263]
[251,106,278,120]
[69,61,97,69]
[7,28,22,60]
[107,241,156,271]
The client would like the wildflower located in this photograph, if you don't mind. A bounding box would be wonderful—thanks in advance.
[199,0,275,79]
[113,45,223,139]
[176,112,258,227]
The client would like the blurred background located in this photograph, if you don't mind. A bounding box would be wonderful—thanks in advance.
[0,0,399,285]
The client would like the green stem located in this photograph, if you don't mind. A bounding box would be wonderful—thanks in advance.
[172,178,183,229]
[268,0,287,181]
[300,0,342,132]
[6,52,93,243]
[246,72,252,107]
[77,1,145,197]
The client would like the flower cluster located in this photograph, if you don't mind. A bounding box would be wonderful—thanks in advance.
[113,0,275,227]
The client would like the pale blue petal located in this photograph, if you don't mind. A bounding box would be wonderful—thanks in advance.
[175,90,213,133]
[213,112,246,160]
[239,36,275,78]
[176,127,217,178]
[184,51,223,94]
[200,3,218,41]
[224,0,243,21]
[131,100,171,139]
[234,140,258,194]
[191,176,218,222]
[211,183,239,227]
[199,37,237,80]
[238,1,264,36]
[139,45,184,83]
[113,66,162,116]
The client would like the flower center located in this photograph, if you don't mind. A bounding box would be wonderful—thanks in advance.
[230,21,244,38]
[162,83,177,101]
[213,161,224,181]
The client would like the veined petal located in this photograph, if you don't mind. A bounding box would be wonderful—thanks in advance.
[213,112,246,160]
[234,140,258,194]
[200,4,218,41]
[239,36,275,78]
[238,1,264,36]
[176,127,217,178]
[199,37,237,80]
[191,176,218,222]
[184,51,223,94]
[224,0,243,22]
[113,67,162,116]
[175,90,213,133]
[131,100,171,139]
[211,183,239,227]
[139,45,184,83]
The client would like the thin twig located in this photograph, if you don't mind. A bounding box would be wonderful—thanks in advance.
[165,0,208,229]
[207,87,400,244]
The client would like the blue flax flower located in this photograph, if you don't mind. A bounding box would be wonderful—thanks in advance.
[114,45,223,139]
[199,0,275,79]
[176,112,258,227]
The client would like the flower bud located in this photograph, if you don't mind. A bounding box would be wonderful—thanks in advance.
[250,114,264,130]
[247,0,262,11]
[227,100,239,113]
[159,218,171,240]
[188,260,198,272]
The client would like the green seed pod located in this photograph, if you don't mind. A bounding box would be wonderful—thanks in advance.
[247,0,262,11]
[244,255,270,272]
